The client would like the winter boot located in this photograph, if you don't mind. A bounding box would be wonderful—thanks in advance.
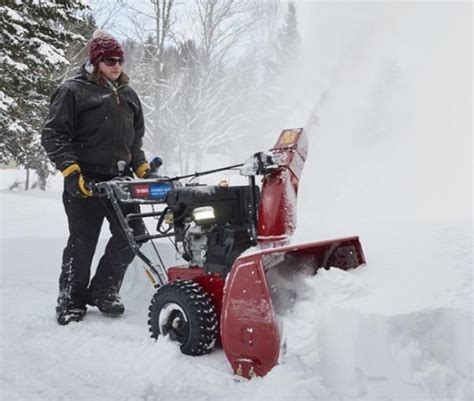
[88,290,125,315]
[56,300,87,325]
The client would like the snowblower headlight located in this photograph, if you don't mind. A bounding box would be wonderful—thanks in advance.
[192,206,216,225]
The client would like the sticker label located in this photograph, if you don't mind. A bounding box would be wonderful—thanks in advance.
[150,183,173,200]
[132,184,150,198]
[280,129,299,145]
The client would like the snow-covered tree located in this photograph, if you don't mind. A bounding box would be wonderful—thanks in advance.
[178,0,260,171]
[113,0,299,174]
[277,2,301,63]
[120,0,177,171]
[0,0,87,189]
[61,12,97,80]
[145,0,263,172]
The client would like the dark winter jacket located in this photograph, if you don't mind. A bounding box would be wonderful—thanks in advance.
[41,64,147,179]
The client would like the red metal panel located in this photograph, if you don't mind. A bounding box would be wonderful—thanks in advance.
[167,266,205,281]
[221,256,281,378]
[258,169,296,241]
[257,128,308,243]
[259,236,366,270]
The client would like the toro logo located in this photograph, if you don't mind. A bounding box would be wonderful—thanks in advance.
[132,184,150,198]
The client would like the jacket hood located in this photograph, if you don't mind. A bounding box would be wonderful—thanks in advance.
[74,62,93,81]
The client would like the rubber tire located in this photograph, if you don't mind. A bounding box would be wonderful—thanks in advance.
[148,280,218,356]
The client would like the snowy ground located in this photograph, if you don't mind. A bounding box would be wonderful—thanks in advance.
[0,172,472,401]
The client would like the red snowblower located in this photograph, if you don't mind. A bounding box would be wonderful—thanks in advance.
[95,128,366,378]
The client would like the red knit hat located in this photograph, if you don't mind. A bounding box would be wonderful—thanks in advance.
[89,30,124,66]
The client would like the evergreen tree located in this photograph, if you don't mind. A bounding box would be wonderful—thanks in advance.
[61,12,97,80]
[0,0,87,189]
[277,2,301,63]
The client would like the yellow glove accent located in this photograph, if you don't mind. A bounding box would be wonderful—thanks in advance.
[135,162,150,178]
[62,163,81,177]
[78,174,93,197]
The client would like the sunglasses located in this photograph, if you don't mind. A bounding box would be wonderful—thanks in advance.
[102,57,124,67]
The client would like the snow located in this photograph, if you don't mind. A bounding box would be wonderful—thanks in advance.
[0,187,471,400]
[1,2,472,401]
[2,7,23,23]
[0,90,17,112]
[0,55,28,72]
[35,41,68,65]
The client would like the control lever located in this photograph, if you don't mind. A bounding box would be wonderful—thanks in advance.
[117,160,127,177]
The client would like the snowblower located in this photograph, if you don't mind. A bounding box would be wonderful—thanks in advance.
[95,128,366,378]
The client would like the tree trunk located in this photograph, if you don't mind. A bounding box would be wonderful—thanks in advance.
[25,167,30,191]
[37,170,47,191]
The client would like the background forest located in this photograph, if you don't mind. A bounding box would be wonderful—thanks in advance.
[1,0,302,189]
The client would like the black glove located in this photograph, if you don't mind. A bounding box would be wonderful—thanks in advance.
[65,171,93,198]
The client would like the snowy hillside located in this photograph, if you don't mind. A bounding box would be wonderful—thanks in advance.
[1,2,472,401]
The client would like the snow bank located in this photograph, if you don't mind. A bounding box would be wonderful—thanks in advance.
[278,268,472,400]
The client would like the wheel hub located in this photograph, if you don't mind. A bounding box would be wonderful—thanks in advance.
[172,315,184,329]
[159,303,189,344]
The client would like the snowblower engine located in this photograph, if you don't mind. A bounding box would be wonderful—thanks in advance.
[166,184,259,276]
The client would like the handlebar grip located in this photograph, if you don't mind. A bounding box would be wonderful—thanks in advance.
[88,182,109,197]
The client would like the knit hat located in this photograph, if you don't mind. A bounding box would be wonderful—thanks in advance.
[88,30,124,66]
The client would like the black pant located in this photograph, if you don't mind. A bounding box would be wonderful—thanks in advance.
[58,191,146,308]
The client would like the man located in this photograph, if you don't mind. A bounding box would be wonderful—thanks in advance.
[42,30,155,325]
